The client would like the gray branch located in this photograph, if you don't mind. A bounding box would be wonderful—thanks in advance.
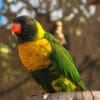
[26,91,100,100]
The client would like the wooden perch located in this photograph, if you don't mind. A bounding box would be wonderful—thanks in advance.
[26,91,100,100]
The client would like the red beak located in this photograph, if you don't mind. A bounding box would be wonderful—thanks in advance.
[11,23,22,34]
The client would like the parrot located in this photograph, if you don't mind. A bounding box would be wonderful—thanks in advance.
[11,15,86,93]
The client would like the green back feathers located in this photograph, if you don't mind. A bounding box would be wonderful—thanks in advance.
[44,33,86,90]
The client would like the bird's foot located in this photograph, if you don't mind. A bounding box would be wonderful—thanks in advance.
[43,93,50,100]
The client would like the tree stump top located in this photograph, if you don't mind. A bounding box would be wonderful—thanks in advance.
[26,91,100,100]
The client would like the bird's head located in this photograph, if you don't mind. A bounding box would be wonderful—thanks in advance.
[11,16,45,43]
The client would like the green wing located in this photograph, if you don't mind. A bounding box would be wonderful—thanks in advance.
[45,33,86,90]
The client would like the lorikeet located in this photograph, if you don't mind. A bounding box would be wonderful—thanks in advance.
[11,16,86,93]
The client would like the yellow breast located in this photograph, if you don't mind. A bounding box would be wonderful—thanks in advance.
[18,39,52,71]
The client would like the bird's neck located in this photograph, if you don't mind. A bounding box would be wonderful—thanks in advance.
[34,21,45,40]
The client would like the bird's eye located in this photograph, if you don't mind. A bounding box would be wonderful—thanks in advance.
[26,19,33,25]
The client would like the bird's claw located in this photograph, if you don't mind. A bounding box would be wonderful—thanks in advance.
[43,93,50,100]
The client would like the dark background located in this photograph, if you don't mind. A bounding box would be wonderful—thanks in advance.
[0,0,100,100]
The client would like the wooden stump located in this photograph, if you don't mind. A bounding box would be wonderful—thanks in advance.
[26,91,100,100]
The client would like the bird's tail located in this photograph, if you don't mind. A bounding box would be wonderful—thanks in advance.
[78,80,87,91]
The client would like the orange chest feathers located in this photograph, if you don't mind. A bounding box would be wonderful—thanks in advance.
[18,39,52,71]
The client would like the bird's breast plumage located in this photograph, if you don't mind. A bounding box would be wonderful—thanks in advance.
[18,38,52,71]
